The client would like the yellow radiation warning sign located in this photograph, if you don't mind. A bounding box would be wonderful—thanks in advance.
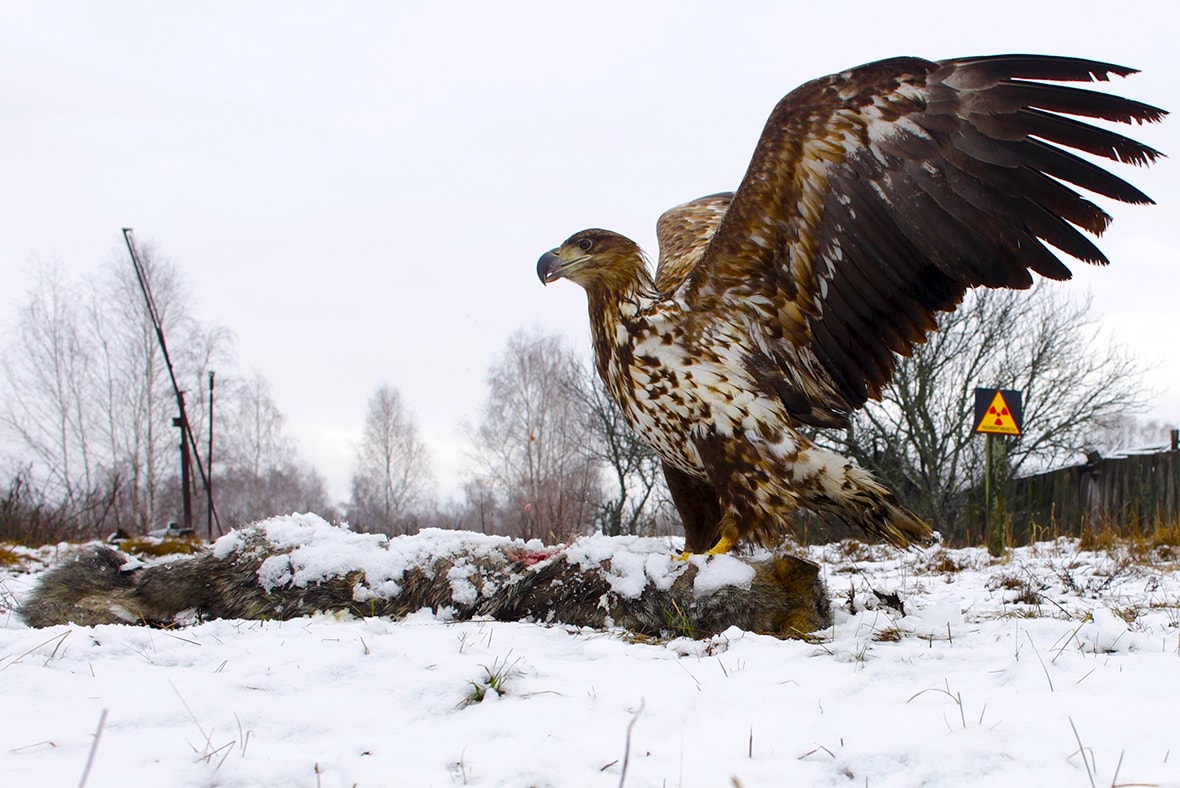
[973,388,1023,436]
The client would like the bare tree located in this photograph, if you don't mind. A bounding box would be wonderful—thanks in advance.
[347,384,434,534]
[0,261,98,519]
[218,372,295,480]
[189,459,336,530]
[576,367,673,537]
[82,241,230,531]
[823,286,1146,543]
[465,329,602,541]
[0,244,329,538]
[205,371,336,527]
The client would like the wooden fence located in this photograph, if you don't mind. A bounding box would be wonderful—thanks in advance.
[1006,450,1180,539]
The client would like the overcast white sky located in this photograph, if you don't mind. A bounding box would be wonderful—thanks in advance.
[2,1,1177,504]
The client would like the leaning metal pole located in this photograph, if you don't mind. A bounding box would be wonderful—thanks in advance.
[122,228,222,536]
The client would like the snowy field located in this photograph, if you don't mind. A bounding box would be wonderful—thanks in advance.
[2,527,1179,788]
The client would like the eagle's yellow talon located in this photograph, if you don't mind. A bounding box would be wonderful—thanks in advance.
[677,534,737,560]
[706,534,737,555]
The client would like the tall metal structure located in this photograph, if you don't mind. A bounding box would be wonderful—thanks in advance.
[122,229,221,539]
[207,371,216,538]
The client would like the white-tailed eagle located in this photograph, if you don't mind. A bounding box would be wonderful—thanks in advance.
[537,55,1164,553]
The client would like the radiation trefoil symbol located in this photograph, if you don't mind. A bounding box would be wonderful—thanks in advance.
[973,388,1023,436]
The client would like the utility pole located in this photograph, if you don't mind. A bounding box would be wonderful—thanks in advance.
[123,228,221,537]
[208,371,215,541]
[174,396,193,531]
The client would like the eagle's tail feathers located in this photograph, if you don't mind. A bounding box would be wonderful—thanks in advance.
[813,463,936,550]
[857,491,937,550]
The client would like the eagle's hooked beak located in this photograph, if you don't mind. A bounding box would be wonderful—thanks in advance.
[537,249,581,285]
[537,250,560,285]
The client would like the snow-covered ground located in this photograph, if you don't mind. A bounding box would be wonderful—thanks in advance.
[2,527,1179,787]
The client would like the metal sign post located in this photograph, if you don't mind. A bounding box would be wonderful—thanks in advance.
[974,388,1023,556]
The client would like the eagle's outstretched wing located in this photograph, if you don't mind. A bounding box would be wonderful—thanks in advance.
[684,55,1166,411]
[655,192,733,292]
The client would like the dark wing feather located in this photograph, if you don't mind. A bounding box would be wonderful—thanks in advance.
[654,193,733,291]
[683,55,1164,410]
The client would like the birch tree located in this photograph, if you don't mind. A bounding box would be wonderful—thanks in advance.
[348,384,433,534]
[466,329,602,541]
[575,367,672,537]
[0,245,325,537]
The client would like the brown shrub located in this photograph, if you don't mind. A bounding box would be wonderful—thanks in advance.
[1076,517,1180,564]
[872,626,903,642]
[118,537,204,557]
[926,549,962,574]
[0,542,20,567]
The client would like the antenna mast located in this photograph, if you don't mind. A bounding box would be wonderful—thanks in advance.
[122,228,221,539]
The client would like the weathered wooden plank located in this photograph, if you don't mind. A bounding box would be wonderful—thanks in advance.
[1008,449,1180,538]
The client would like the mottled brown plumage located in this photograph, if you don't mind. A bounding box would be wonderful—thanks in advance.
[537,55,1164,553]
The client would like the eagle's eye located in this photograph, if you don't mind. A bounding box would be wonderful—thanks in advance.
[577,238,594,251]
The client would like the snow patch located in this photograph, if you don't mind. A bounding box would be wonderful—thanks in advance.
[117,555,144,572]
[219,514,546,601]
[446,564,479,606]
[565,533,688,599]
[5,534,1180,786]
[211,528,245,559]
[1079,607,1132,653]
[914,597,964,628]
[692,554,756,595]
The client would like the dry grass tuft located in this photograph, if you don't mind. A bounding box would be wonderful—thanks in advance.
[1071,517,1180,567]
[989,573,1042,605]
[833,539,876,562]
[1143,522,1180,559]
[1079,524,1122,553]
[925,549,963,574]
[0,542,24,567]
[119,536,204,557]
[1079,517,1180,557]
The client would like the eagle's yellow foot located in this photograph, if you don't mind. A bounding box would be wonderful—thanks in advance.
[706,534,737,555]
[677,534,737,560]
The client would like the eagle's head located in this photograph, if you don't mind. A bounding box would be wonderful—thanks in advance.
[537,229,647,293]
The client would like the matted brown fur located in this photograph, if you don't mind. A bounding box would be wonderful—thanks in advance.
[21,529,831,639]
